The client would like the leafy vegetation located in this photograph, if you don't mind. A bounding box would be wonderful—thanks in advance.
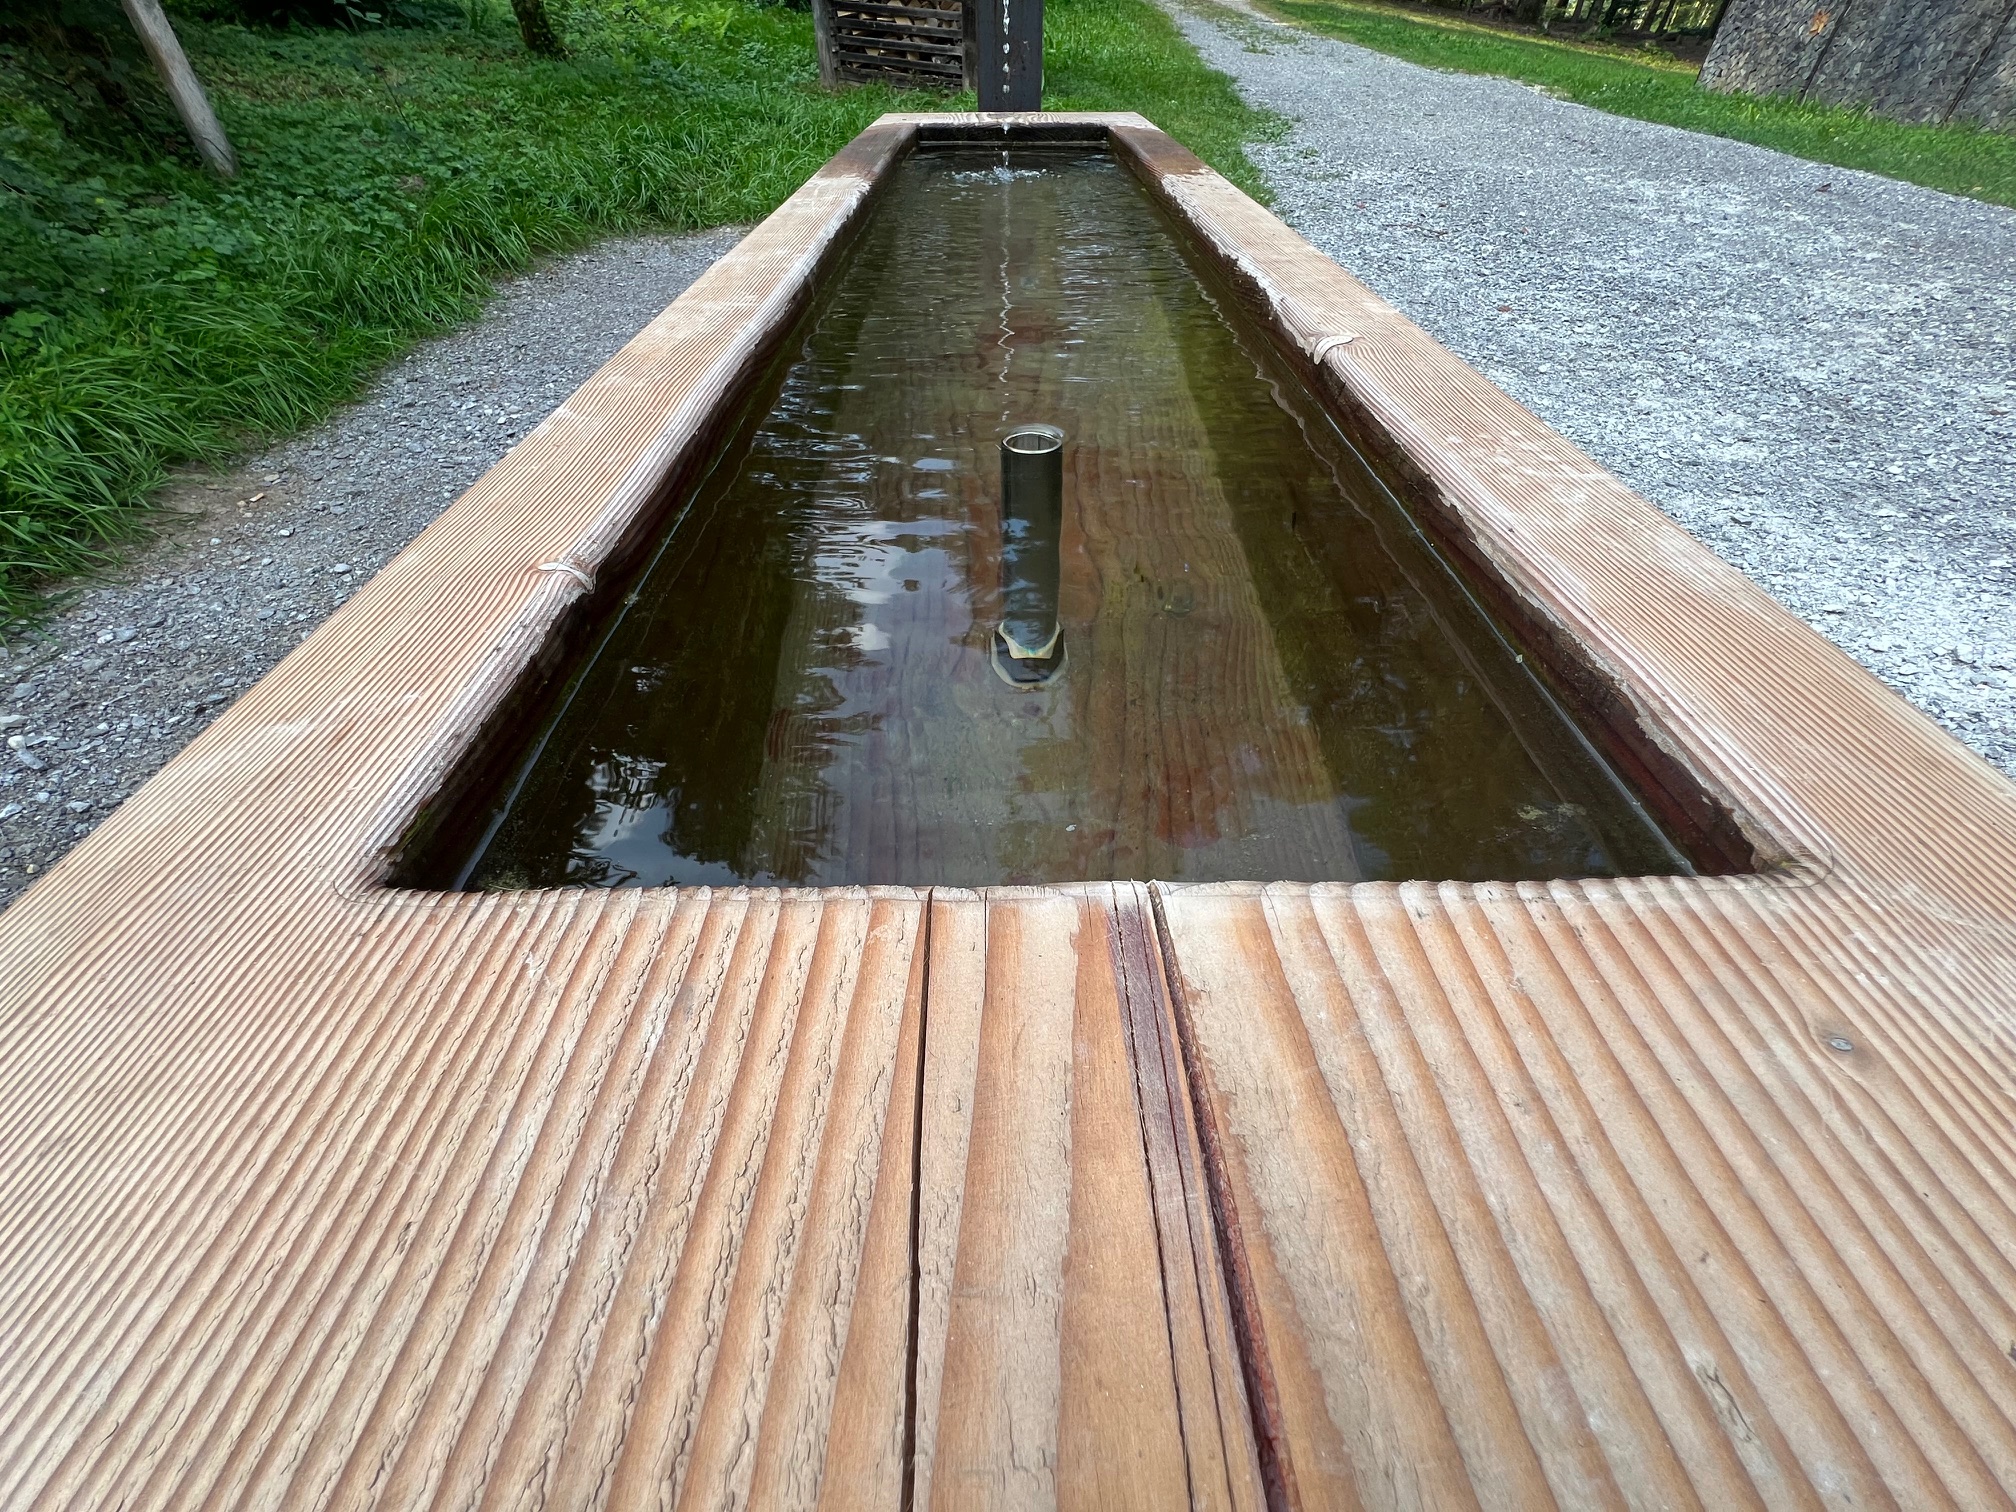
[1,0,192,154]
[0,0,1269,619]
[1255,0,2016,206]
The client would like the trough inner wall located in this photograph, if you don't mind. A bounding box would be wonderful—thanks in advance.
[396,135,1724,892]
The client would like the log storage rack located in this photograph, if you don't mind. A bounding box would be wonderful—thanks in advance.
[813,0,971,90]
[3,114,2016,1509]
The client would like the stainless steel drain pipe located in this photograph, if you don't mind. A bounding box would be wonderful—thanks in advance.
[996,425,1066,687]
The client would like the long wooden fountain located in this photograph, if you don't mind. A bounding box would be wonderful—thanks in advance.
[2,114,2014,1509]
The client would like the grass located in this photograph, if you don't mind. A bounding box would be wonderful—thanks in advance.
[1048,0,1282,190]
[1252,0,2016,207]
[0,0,1271,620]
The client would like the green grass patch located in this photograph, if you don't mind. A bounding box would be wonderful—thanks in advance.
[0,0,1268,619]
[1255,0,2016,207]
[1049,0,1282,196]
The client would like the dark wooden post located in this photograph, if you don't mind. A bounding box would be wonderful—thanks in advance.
[974,0,1043,111]
[813,0,838,88]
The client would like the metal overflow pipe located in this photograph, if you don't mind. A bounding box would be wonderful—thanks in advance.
[995,424,1066,688]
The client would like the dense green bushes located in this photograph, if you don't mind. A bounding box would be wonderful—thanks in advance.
[0,0,1266,618]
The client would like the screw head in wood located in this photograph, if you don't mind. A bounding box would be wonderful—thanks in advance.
[1826,1035,1854,1053]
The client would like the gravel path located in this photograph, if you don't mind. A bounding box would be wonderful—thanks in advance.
[0,228,742,907]
[1167,0,2016,777]
[6,64,2014,904]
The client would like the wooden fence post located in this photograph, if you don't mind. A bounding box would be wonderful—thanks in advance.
[813,0,839,87]
[974,0,1043,111]
[118,0,237,177]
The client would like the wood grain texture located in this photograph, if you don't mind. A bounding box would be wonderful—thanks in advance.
[1125,122,2016,1511]
[915,885,1262,1512]
[1161,878,2016,1509]
[0,887,924,1512]
[4,112,2016,1510]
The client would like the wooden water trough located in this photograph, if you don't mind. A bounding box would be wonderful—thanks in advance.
[3,113,2016,1508]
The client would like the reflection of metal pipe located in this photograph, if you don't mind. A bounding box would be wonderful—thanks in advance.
[995,424,1066,688]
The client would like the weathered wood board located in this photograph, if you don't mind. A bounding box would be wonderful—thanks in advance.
[1164,879,2016,1508]
[2,112,2015,1509]
[914,885,1261,1510]
[0,887,924,1510]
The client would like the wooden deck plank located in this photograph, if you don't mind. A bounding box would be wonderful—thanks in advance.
[1107,884,1266,1512]
[1159,879,2016,1510]
[915,887,1262,1510]
[0,890,924,1512]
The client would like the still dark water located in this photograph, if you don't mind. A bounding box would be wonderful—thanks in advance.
[413,146,1690,889]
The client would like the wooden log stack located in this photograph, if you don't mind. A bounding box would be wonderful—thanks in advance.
[814,0,972,89]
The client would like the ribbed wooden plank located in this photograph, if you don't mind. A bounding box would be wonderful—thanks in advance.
[6,111,2016,1512]
[1159,879,2016,1509]
[914,886,1262,1510]
[1108,883,1266,1512]
[0,887,923,1512]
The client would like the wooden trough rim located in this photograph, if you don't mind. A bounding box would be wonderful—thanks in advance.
[4,110,2004,924]
[4,113,2016,1509]
[3,109,2007,922]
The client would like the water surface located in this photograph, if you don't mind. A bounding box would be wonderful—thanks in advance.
[420,146,1690,888]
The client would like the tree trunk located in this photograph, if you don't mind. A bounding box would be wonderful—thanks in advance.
[117,0,235,175]
[511,0,567,57]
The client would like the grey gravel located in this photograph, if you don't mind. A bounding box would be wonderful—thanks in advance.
[1168,0,2016,776]
[6,58,2013,903]
[0,228,742,907]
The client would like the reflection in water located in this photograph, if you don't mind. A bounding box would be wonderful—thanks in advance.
[418,147,1692,889]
